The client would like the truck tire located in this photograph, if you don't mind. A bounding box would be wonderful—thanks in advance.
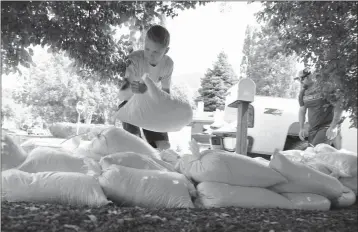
[286,140,309,151]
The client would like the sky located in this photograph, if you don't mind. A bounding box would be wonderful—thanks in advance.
[112,1,264,90]
[1,2,269,91]
[165,2,263,88]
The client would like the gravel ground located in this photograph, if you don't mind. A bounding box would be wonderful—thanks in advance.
[2,201,357,232]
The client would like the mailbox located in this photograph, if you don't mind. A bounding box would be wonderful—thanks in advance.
[228,78,256,108]
[237,78,256,102]
[226,78,256,156]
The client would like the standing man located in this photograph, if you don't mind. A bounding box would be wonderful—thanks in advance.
[297,69,344,148]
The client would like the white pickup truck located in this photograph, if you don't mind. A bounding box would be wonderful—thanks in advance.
[210,84,357,155]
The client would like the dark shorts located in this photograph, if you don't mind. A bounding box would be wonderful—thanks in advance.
[118,101,169,148]
[308,125,341,147]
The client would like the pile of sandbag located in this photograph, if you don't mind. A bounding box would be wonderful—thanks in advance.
[175,141,357,211]
[1,129,195,208]
[268,150,355,210]
[3,128,356,211]
[175,140,299,210]
[274,144,357,196]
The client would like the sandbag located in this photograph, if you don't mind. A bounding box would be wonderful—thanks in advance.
[312,151,357,178]
[1,134,27,171]
[176,149,287,188]
[331,186,356,208]
[20,138,63,154]
[17,147,101,176]
[305,161,332,176]
[302,148,317,160]
[1,169,109,207]
[99,165,195,208]
[159,149,180,166]
[314,143,338,154]
[99,152,170,171]
[76,127,160,161]
[252,157,270,166]
[72,140,104,161]
[305,147,316,154]
[269,151,344,200]
[114,74,193,132]
[281,193,331,211]
[277,150,305,163]
[339,176,358,195]
[196,182,293,209]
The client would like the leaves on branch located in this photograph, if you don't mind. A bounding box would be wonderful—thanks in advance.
[1,1,207,80]
[256,1,357,127]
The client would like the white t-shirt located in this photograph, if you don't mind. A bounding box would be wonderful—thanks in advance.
[125,50,174,89]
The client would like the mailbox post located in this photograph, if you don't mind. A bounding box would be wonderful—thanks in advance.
[76,101,85,135]
[227,78,256,155]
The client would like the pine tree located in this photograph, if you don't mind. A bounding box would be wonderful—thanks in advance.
[197,51,238,112]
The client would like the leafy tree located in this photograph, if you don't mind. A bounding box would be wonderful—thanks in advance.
[1,97,16,124]
[11,49,121,124]
[171,81,196,110]
[256,1,358,127]
[1,1,206,80]
[240,25,301,98]
[198,52,238,111]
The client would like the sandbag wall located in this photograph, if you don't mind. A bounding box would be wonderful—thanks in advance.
[2,129,357,211]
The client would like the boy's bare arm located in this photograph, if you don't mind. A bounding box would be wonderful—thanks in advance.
[161,60,173,94]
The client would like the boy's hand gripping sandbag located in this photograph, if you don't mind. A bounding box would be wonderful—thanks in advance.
[114,74,193,132]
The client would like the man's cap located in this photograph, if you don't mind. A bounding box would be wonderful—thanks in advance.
[294,68,311,81]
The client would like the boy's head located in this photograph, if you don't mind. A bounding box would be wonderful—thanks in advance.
[144,25,170,66]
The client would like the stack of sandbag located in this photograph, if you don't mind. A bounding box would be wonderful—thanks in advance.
[269,149,356,210]
[281,144,357,196]
[96,149,195,208]
[306,144,357,178]
[2,169,109,207]
[2,128,198,209]
[114,74,193,132]
[1,143,109,207]
[175,141,295,209]
[311,144,357,196]
[99,164,195,208]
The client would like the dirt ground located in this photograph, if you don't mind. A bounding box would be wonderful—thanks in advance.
[2,201,357,232]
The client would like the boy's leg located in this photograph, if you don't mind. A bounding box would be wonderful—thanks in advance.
[142,129,170,150]
[118,100,141,137]
[122,122,141,137]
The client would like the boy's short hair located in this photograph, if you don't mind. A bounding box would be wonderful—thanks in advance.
[146,25,170,47]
